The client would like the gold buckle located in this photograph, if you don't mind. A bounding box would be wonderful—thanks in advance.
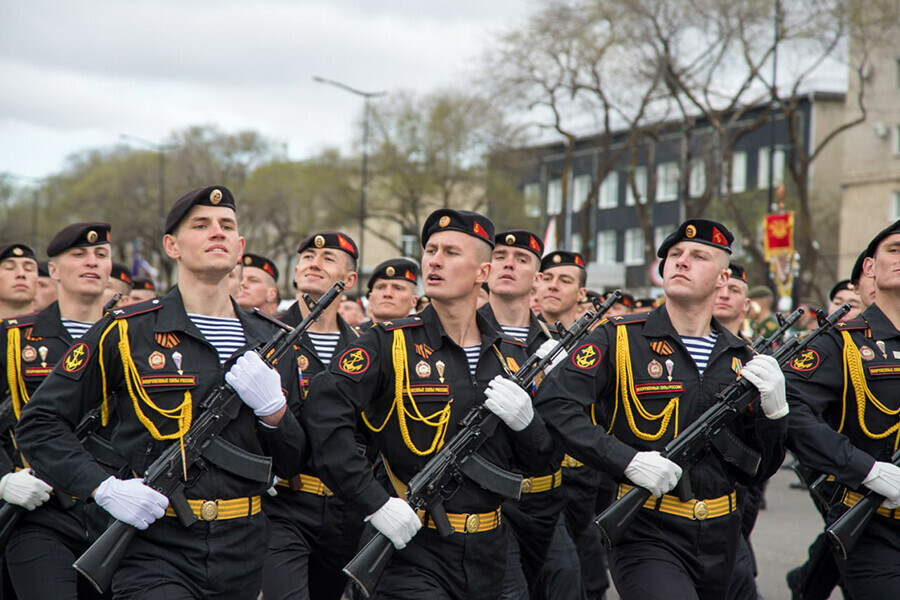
[521,478,533,494]
[465,514,481,533]
[693,500,708,520]
[200,500,218,521]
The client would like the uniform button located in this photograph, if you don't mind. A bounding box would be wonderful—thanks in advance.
[693,501,708,520]
[465,514,480,533]
[201,500,218,521]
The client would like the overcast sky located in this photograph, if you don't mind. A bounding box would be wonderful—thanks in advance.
[1,0,533,180]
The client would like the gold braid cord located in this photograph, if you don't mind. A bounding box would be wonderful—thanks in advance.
[841,331,900,450]
[7,328,29,420]
[607,324,679,441]
[362,330,451,456]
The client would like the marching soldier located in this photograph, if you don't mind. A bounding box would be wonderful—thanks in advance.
[306,209,554,599]
[33,260,58,312]
[828,279,861,321]
[0,243,38,319]
[130,278,158,304]
[261,230,363,600]
[535,219,788,600]
[236,252,280,315]
[104,262,134,308]
[15,186,308,599]
[852,250,875,310]
[364,258,419,328]
[785,219,900,599]
[537,251,587,329]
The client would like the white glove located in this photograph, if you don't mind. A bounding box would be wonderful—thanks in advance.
[624,451,682,498]
[365,497,421,550]
[863,461,900,509]
[484,375,534,432]
[740,355,789,420]
[93,476,169,530]
[0,469,52,510]
[535,339,566,372]
[225,351,286,417]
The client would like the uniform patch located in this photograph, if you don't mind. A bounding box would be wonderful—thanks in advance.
[876,341,887,358]
[339,348,370,375]
[415,360,431,378]
[62,343,90,374]
[155,332,180,349]
[572,344,601,370]
[406,385,450,395]
[21,345,36,362]
[859,345,875,361]
[867,365,900,377]
[140,375,197,387]
[506,357,520,373]
[149,351,166,370]
[790,349,820,373]
[634,382,684,395]
[38,345,48,366]
[731,357,743,375]
[647,359,663,378]
[298,354,309,371]
[650,341,674,356]
[415,343,434,359]
[23,367,53,377]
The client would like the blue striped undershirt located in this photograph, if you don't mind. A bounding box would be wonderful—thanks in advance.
[681,333,717,375]
[462,345,481,377]
[307,331,341,366]
[187,313,246,365]
[61,319,93,340]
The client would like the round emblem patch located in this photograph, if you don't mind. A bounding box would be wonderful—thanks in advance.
[647,359,663,378]
[790,349,820,372]
[571,344,601,370]
[505,234,516,245]
[859,345,875,361]
[415,360,431,378]
[386,266,396,277]
[552,254,562,264]
[86,230,98,244]
[439,216,451,227]
[63,343,90,373]
[148,351,166,370]
[244,256,252,265]
[685,224,697,238]
[210,189,223,205]
[12,247,23,256]
[314,235,325,248]
[21,345,37,362]
[339,348,370,375]
[298,354,309,371]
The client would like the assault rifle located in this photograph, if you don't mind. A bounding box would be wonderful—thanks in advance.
[749,308,803,354]
[595,303,849,549]
[342,290,623,597]
[73,281,345,592]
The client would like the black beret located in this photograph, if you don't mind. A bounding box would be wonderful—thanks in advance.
[657,219,733,276]
[617,292,635,308]
[864,218,900,259]
[748,285,774,300]
[132,278,156,292]
[164,186,235,235]
[110,263,133,287]
[37,261,50,278]
[633,297,657,309]
[494,230,544,259]
[368,258,419,291]
[829,279,855,302]
[0,243,36,263]
[46,222,111,257]
[296,231,358,261]
[728,263,749,284]
[850,250,866,285]
[421,209,494,248]
[540,251,585,272]
[242,253,279,282]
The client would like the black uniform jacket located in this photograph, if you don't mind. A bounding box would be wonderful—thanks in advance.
[535,305,787,500]
[785,304,900,489]
[305,304,556,517]
[15,287,307,502]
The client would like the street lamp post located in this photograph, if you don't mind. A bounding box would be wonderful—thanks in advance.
[313,76,386,292]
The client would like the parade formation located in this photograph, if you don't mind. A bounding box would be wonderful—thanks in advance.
[0,182,894,600]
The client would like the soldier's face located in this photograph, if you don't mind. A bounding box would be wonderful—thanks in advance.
[237,267,277,311]
[369,280,417,321]
[422,231,491,302]
[829,289,861,320]
[537,266,584,317]
[0,257,37,305]
[33,276,58,311]
[50,244,112,298]
[714,279,750,324]
[855,262,876,309]
[868,236,900,295]
[489,246,539,299]
[294,248,357,298]
[662,241,728,302]
[130,288,156,303]
[164,206,244,280]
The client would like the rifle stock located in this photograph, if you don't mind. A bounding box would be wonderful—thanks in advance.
[341,290,623,597]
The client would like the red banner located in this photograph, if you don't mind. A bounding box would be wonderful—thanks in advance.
[764,212,794,259]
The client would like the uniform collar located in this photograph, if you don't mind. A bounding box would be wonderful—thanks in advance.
[420,303,503,351]
[478,303,551,347]
[153,286,270,347]
[643,304,746,349]
[31,301,71,341]
[861,304,900,340]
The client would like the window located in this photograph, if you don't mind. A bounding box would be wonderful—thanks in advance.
[758,147,786,189]
[654,225,676,252]
[689,159,706,197]
[523,183,541,218]
[891,191,900,221]
[571,233,583,254]
[723,151,747,193]
[624,228,645,265]
[596,230,617,264]
[400,234,418,258]
[598,172,619,209]
[625,167,648,206]
[572,174,592,213]
[656,162,679,202]
[547,179,563,216]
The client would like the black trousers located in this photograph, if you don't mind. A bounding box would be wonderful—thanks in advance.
[110,513,269,600]
[839,515,900,600]
[261,490,364,600]
[503,487,565,592]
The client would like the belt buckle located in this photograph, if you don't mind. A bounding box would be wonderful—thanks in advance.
[200,500,218,521]
[465,514,481,533]
[521,478,533,494]
[693,500,709,521]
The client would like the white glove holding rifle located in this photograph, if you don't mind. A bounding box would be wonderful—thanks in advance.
[535,339,567,372]
[0,469,52,510]
[366,497,421,549]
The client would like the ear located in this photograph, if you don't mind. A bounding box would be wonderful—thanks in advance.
[715,267,729,290]
[577,287,587,303]
[163,234,179,261]
[475,261,491,285]
[344,271,358,290]
[863,256,875,279]
[48,260,60,282]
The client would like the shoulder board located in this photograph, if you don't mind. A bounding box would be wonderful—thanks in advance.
[834,318,869,332]
[606,313,648,326]
[109,298,163,320]
[4,313,37,329]
[378,316,424,331]
[499,335,527,348]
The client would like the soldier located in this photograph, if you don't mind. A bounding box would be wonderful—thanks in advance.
[535,219,788,600]
[338,296,366,329]
[0,243,38,319]
[632,297,656,315]
[227,262,243,298]
[0,223,114,599]
[262,230,363,600]
[748,285,778,339]
[605,292,635,317]
[714,263,752,339]
[306,209,554,599]
[130,278,158,304]
[785,218,900,599]
[852,250,875,309]
[828,279,862,321]
[236,253,280,315]
[537,251,587,330]
[33,260,59,312]
[365,258,419,325]
[15,187,307,599]
[104,262,134,308]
